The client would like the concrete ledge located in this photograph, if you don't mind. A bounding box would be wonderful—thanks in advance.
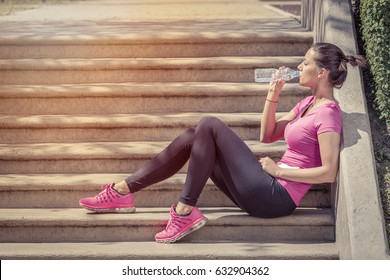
[312,0,389,259]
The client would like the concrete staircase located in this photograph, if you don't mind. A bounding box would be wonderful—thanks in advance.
[0,6,338,259]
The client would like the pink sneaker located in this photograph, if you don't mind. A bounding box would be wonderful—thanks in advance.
[79,183,135,213]
[155,205,207,243]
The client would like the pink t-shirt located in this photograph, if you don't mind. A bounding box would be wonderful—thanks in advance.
[276,96,342,206]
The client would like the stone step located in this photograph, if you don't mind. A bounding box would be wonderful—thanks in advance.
[0,112,284,143]
[0,56,302,84]
[0,207,335,243]
[0,140,286,173]
[0,241,338,260]
[0,19,312,59]
[0,82,309,114]
[0,173,331,208]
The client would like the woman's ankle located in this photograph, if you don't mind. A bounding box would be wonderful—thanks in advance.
[175,202,193,216]
[114,181,131,195]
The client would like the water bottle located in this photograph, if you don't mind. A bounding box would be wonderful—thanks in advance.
[254,68,300,83]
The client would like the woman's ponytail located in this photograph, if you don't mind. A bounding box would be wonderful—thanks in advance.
[346,54,368,68]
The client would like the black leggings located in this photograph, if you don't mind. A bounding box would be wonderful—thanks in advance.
[125,117,296,218]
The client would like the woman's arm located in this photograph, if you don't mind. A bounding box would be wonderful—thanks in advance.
[260,79,296,143]
[260,131,341,184]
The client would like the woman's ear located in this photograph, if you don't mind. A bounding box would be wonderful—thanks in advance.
[317,68,328,79]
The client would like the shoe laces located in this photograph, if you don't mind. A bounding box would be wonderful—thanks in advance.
[96,183,119,203]
[165,214,190,232]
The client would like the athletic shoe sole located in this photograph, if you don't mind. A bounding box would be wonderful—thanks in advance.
[80,204,136,213]
[156,217,208,243]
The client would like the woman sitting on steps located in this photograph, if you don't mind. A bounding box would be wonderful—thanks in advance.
[79,42,367,243]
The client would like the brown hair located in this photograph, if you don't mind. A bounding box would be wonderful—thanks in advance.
[311,42,367,89]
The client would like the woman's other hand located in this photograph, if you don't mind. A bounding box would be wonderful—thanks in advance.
[259,157,280,177]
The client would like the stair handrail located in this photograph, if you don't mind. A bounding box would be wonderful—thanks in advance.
[301,0,315,30]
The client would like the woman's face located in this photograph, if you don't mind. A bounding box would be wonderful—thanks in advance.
[297,48,322,88]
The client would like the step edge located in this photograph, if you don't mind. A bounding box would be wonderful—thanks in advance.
[0,56,304,70]
[0,173,330,192]
[0,31,313,46]
[0,241,338,260]
[0,112,271,129]
[0,82,310,98]
[0,207,334,227]
[0,140,286,160]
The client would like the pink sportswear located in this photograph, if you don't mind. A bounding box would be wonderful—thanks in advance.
[277,96,342,206]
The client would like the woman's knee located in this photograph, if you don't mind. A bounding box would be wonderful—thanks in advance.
[183,127,195,136]
[196,116,224,131]
[179,128,195,143]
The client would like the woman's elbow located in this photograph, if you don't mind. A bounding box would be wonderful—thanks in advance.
[260,132,278,143]
[322,167,339,183]
[260,135,275,144]
[260,135,270,143]
[330,170,339,182]
[324,174,337,183]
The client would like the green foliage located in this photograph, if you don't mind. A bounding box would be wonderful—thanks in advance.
[353,0,390,247]
[360,0,390,125]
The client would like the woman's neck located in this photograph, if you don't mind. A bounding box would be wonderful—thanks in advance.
[311,82,335,105]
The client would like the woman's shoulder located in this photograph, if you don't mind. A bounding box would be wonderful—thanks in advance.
[320,100,342,114]
[314,101,343,132]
